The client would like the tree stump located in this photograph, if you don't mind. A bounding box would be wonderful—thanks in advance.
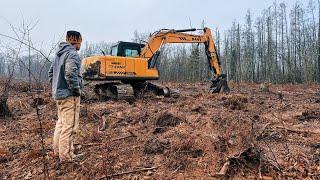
[0,95,9,117]
[260,83,270,92]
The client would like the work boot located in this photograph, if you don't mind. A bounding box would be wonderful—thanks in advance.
[56,161,78,175]
[58,153,85,165]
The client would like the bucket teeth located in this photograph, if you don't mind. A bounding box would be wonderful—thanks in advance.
[210,74,230,93]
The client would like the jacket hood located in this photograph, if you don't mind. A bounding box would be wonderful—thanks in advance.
[56,42,76,57]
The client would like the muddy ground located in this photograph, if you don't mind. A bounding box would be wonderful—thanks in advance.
[0,81,319,179]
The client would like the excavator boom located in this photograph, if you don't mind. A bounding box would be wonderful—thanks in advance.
[139,27,229,93]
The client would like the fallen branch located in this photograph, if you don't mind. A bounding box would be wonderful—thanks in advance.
[81,131,137,147]
[109,115,126,121]
[255,122,271,140]
[80,142,105,147]
[216,161,230,176]
[170,165,182,175]
[98,115,108,132]
[275,126,320,134]
[101,166,159,179]
[93,112,125,122]
[309,172,320,176]
[93,112,102,119]
[111,131,137,141]
[271,113,290,155]
[96,113,127,132]
[215,146,261,177]
[262,141,282,172]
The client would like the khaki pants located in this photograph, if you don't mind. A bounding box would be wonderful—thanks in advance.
[53,96,80,161]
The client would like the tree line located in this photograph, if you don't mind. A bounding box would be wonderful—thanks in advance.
[154,0,320,83]
[221,0,320,84]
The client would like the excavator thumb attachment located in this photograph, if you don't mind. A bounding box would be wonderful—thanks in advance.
[209,74,230,93]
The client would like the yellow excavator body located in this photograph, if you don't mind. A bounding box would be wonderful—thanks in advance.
[82,27,229,99]
[83,56,159,80]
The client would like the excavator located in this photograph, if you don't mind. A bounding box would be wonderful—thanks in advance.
[82,27,229,99]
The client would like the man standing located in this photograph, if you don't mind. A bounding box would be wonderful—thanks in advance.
[48,31,84,162]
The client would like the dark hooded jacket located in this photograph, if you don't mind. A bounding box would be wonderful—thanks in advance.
[48,42,83,100]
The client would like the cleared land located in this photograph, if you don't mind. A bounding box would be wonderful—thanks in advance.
[0,82,319,179]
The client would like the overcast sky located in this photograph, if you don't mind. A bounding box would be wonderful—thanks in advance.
[0,0,309,45]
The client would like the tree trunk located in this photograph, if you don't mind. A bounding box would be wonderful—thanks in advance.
[275,3,279,83]
[318,0,320,83]
[237,24,241,83]
[281,4,285,82]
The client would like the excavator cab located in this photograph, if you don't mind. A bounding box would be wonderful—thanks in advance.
[110,41,145,57]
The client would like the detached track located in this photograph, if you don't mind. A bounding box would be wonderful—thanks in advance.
[0,82,319,179]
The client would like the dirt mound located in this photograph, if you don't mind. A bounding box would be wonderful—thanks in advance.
[165,138,203,171]
[217,146,261,178]
[191,105,206,114]
[10,83,30,93]
[222,95,248,110]
[31,97,47,108]
[311,143,320,164]
[0,148,12,164]
[297,110,320,121]
[214,136,232,153]
[143,136,169,155]
[154,112,182,133]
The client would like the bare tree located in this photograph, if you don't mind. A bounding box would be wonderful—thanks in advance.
[0,27,26,117]
[0,19,63,178]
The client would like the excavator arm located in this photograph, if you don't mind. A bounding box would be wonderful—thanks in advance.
[140,27,229,93]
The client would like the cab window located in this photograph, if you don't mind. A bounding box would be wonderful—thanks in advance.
[124,49,139,57]
[111,46,118,56]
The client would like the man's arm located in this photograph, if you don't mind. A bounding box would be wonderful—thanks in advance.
[65,52,81,96]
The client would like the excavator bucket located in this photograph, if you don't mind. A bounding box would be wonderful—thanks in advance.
[209,74,230,93]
